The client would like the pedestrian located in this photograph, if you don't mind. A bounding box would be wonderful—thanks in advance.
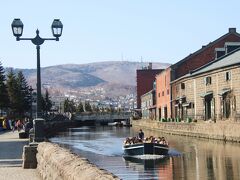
[138,129,144,140]
[11,120,15,132]
[8,118,12,130]
[2,118,7,130]
[16,119,22,132]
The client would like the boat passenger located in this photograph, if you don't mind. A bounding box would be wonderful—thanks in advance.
[124,137,131,145]
[138,129,144,140]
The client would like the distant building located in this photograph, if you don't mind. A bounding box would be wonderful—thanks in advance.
[141,88,156,120]
[136,63,163,109]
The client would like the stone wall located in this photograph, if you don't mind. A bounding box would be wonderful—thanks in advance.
[132,120,240,142]
[37,142,119,180]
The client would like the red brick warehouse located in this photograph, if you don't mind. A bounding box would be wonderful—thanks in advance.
[136,64,163,109]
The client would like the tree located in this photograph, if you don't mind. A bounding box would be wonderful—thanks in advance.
[64,98,76,113]
[76,102,84,113]
[84,101,92,112]
[6,69,18,116]
[16,71,31,116]
[41,89,52,115]
[7,69,31,118]
[0,61,9,115]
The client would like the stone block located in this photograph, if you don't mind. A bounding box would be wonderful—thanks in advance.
[19,132,28,139]
[22,145,38,169]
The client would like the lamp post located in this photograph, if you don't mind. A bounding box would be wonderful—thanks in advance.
[29,86,34,121]
[11,18,63,118]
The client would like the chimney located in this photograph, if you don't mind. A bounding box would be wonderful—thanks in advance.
[229,28,236,33]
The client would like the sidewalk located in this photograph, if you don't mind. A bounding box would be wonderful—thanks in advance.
[0,131,41,180]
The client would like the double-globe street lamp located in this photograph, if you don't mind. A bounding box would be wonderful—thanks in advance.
[11,18,63,118]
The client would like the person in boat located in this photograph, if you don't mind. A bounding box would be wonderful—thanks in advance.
[138,129,144,140]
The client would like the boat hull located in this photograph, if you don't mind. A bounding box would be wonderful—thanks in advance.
[123,143,168,156]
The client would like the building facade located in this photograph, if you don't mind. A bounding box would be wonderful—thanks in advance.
[156,67,172,120]
[136,64,163,109]
[172,47,240,121]
[154,28,240,120]
[141,89,156,119]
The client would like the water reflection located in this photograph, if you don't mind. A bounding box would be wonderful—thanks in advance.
[51,126,240,180]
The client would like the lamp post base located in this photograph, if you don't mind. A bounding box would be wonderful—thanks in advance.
[33,118,45,142]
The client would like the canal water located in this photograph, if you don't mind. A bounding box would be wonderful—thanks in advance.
[50,126,240,180]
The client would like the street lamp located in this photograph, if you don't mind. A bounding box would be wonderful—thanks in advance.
[11,18,63,118]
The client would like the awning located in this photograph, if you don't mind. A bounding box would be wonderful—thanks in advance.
[176,95,186,101]
[200,91,213,98]
[218,88,231,96]
[148,105,156,109]
[182,102,190,107]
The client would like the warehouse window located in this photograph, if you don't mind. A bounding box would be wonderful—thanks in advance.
[204,76,211,85]
[225,72,231,81]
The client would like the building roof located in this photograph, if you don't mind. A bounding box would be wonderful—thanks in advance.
[141,89,155,98]
[171,47,240,84]
[191,47,240,76]
[172,28,240,69]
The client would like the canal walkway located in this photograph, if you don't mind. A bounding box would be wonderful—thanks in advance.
[0,131,41,180]
[132,119,240,143]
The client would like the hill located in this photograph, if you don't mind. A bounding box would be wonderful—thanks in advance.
[13,61,170,99]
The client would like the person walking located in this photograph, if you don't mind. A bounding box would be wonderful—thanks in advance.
[16,119,22,132]
[2,118,7,130]
[12,120,16,132]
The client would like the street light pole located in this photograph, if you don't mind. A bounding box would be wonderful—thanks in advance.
[29,86,34,121]
[11,19,63,118]
[36,44,41,118]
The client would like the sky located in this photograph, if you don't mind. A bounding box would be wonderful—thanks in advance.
[1,1,240,69]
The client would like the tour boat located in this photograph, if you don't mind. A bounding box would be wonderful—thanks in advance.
[123,142,169,156]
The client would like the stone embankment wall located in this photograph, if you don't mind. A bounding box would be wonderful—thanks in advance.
[37,142,119,180]
[44,120,81,138]
[132,120,240,142]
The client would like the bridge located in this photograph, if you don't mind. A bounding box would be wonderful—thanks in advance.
[72,112,131,125]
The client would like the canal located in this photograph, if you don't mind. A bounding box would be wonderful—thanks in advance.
[50,126,240,180]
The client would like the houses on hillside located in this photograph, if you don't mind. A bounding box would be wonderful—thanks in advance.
[137,28,240,122]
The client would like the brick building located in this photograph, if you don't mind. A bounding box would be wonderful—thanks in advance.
[155,28,240,120]
[171,46,240,121]
[172,28,240,80]
[136,64,163,109]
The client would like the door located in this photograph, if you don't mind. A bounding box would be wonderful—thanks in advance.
[205,97,212,120]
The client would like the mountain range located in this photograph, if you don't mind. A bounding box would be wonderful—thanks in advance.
[13,61,170,98]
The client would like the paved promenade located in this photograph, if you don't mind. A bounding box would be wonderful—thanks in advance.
[0,131,41,180]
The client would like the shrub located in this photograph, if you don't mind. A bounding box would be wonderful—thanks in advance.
[187,117,192,123]
[176,117,181,122]
[161,118,166,122]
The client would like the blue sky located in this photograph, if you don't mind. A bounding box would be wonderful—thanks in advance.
[0,1,240,69]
